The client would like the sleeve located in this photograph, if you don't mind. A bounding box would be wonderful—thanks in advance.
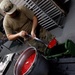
[3,19,13,36]
[21,6,34,20]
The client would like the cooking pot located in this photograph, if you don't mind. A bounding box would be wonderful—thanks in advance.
[14,47,50,75]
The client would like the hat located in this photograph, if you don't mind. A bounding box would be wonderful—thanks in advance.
[0,0,17,14]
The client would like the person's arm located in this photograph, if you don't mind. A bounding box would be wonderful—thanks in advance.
[31,16,38,38]
[21,6,38,38]
[7,33,20,41]
[7,30,28,41]
[3,16,28,41]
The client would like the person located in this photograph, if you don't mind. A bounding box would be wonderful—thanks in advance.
[0,0,54,52]
[0,0,38,41]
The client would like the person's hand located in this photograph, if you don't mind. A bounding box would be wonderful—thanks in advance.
[19,30,28,37]
[31,31,36,39]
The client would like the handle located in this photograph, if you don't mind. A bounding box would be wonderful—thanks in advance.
[26,34,48,47]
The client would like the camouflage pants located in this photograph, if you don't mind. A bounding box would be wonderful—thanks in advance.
[27,26,54,52]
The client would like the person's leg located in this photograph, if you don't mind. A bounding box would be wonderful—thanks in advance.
[39,26,54,44]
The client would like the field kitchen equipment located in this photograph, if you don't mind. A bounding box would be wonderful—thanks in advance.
[14,47,50,75]
[44,39,75,59]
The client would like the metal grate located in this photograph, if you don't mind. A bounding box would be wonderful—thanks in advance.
[32,0,65,27]
[12,0,65,30]
[24,0,60,30]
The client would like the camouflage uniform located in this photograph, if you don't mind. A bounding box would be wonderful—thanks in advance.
[28,26,54,52]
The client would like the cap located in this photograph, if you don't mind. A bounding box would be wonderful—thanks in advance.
[0,0,17,14]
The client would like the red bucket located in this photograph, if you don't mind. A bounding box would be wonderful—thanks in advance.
[14,47,50,75]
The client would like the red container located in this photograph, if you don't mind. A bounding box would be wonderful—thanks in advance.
[14,47,50,75]
[48,38,57,48]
